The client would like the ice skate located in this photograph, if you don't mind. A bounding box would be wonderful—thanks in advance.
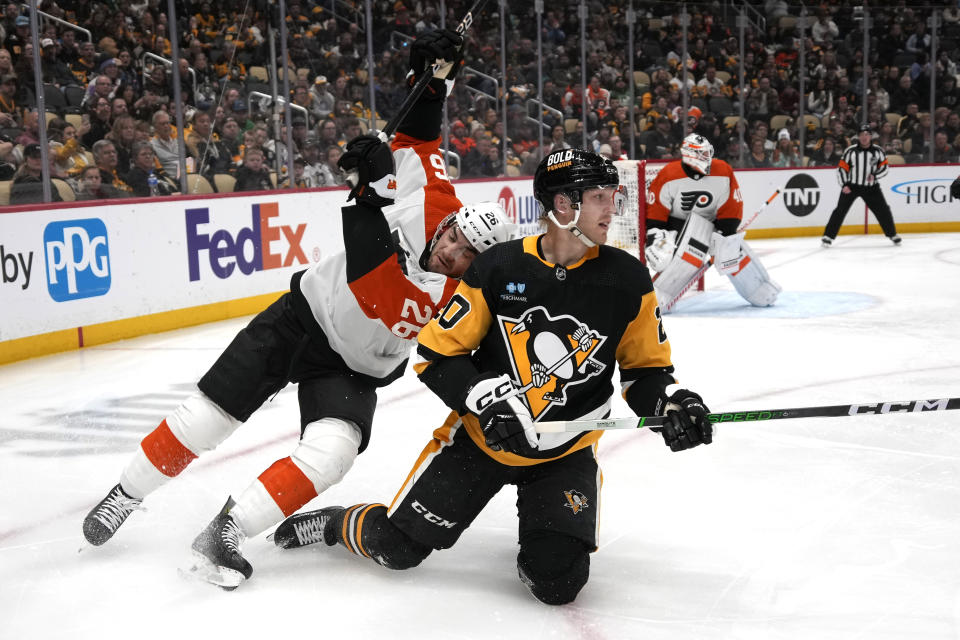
[890,235,902,246]
[270,506,342,549]
[185,498,252,590]
[821,236,833,248]
[83,484,142,546]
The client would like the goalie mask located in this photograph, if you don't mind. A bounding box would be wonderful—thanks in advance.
[533,149,623,246]
[680,133,714,175]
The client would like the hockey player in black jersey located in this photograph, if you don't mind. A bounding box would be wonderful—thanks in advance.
[273,149,713,605]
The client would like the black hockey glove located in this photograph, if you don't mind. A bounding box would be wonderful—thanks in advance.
[338,134,396,209]
[464,373,538,456]
[651,389,713,452]
[409,28,465,84]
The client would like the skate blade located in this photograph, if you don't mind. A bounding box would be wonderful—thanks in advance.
[179,552,246,590]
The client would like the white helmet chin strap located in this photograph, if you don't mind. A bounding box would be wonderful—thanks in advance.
[546,203,596,247]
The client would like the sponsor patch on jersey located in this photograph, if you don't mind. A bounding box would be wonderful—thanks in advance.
[497,306,607,420]
[563,489,589,514]
[501,281,528,302]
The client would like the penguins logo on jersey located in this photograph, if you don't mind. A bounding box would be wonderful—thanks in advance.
[498,306,606,420]
[563,489,589,514]
[679,190,714,211]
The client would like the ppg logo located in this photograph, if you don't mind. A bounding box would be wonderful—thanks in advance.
[43,219,111,301]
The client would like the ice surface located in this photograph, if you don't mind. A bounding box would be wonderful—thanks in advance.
[1,234,959,639]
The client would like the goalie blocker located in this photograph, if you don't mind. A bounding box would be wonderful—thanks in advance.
[644,134,780,309]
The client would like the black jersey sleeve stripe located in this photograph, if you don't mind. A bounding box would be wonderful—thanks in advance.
[342,203,397,284]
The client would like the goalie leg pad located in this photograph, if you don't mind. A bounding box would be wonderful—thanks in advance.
[727,241,781,307]
[517,531,591,605]
[653,214,714,305]
[710,231,744,276]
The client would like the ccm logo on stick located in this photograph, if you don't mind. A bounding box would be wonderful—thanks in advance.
[849,399,950,415]
[43,218,111,301]
[185,203,307,281]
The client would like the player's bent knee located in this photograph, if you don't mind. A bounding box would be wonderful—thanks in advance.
[292,418,361,493]
[362,507,433,570]
[517,533,591,605]
[165,392,240,454]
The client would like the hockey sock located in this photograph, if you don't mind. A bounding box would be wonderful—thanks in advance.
[230,457,319,538]
[335,504,433,570]
[119,419,196,498]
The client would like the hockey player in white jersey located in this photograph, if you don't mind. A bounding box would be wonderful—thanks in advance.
[645,133,780,308]
[81,29,514,590]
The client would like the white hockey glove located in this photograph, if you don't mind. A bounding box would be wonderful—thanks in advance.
[572,325,593,352]
[644,228,677,272]
[710,231,743,276]
[465,374,538,456]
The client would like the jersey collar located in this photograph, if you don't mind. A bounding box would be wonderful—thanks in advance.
[525,234,599,270]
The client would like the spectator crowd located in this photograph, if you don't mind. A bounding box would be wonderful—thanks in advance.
[1,0,959,204]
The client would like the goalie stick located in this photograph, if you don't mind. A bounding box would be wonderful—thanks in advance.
[534,397,960,433]
[660,188,782,312]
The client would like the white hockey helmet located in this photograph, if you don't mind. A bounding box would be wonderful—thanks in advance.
[680,133,714,175]
[454,201,516,252]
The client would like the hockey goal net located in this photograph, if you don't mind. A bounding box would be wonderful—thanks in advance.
[608,159,704,296]
[607,160,666,260]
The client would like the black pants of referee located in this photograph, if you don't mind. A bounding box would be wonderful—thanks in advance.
[823,184,898,240]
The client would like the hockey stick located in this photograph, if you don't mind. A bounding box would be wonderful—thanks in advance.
[343,0,487,188]
[659,188,782,311]
[534,397,960,433]
[738,188,781,232]
[379,0,487,142]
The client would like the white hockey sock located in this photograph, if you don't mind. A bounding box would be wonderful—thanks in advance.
[119,447,171,499]
[229,481,285,538]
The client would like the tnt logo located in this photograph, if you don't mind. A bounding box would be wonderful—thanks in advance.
[43,219,111,301]
[783,174,821,217]
[185,203,307,281]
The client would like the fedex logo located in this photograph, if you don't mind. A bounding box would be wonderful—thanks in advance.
[185,203,307,281]
[43,218,111,301]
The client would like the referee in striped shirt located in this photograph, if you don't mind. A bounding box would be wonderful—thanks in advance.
[821,124,901,247]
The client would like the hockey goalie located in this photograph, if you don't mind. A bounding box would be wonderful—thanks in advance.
[644,134,780,309]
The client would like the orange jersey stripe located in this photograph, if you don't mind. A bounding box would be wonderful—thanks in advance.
[392,132,463,242]
[347,256,445,334]
[257,457,318,517]
[141,419,197,477]
[838,159,850,171]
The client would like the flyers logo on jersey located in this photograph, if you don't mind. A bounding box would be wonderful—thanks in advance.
[679,190,714,211]
[498,306,606,420]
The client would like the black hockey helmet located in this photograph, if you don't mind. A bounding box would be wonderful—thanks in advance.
[533,148,620,214]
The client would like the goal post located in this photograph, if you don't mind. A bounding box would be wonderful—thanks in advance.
[609,159,704,294]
